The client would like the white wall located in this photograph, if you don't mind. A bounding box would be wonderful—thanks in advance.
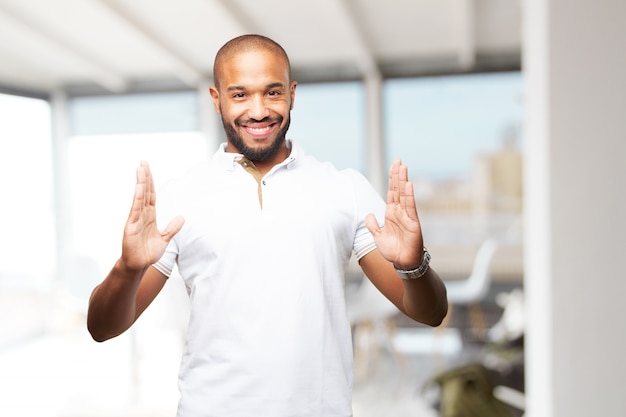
[524,1,626,416]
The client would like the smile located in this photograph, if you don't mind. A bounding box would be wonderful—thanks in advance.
[241,121,279,138]
[246,125,273,135]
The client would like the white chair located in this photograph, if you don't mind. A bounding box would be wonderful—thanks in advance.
[443,238,500,337]
[446,238,499,304]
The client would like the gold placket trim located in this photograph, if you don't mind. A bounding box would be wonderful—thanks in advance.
[238,157,264,208]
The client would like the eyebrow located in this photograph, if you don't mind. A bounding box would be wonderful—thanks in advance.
[226,82,286,92]
[266,82,286,90]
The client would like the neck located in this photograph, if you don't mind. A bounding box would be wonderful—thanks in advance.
[253,145,290,175]
[227,142,290,175]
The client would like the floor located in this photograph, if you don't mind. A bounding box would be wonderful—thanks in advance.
[351,325,524,417]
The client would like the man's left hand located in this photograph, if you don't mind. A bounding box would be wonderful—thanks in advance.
[365,159,424,270]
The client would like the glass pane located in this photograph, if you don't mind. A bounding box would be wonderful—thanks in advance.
[384,72,523,180]
[384,72,524,281]
[289,82,366,173]
[70,91,198,135]
[0,93,54,348]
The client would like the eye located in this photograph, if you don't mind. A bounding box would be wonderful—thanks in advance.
[268,90,281,96]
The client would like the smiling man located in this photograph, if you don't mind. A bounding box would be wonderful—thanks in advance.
[87,34,448,417]
[212,37,295,169]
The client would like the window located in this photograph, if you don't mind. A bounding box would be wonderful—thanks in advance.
[384,72,524,279]
[0,93,54,347]
[384,72,523,181]
[289,82,366,173]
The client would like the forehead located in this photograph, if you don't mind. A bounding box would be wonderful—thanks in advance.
[217,49,290,90]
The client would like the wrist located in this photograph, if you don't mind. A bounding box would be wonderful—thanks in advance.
[395,248,431,280]
[115,257,149,278]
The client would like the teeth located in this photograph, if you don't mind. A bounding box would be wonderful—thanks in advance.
[248,126,270,133]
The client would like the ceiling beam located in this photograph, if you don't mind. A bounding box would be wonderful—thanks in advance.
[458,0,477,69]
[331,0,384,194]
[333,0,380,78]
[95,0,205,88]
[213,0,259,34]
[0,3,127,93]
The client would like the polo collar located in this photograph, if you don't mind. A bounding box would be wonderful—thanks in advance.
[213,140,300,171]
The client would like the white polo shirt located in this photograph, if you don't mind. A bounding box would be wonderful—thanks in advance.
[154,141,385,417]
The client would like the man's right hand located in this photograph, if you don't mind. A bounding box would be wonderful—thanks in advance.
[87,161,184,341]
[121,161,185,271]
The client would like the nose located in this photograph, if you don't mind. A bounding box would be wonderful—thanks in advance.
[248,94,270,121]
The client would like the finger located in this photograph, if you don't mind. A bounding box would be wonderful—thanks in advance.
[398,164,408,206]
[141,161,156,207]
[161,216,185,242]
[403,181,419,221]
[138,162,149,209]
[128,167,146,223]
[387,160,401,204]
[365,213,382,236]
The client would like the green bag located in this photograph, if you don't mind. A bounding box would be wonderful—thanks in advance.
[430,363,515,417]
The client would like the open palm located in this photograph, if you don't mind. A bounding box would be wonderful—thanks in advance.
[365,160,424,270]
[121,161,184,271]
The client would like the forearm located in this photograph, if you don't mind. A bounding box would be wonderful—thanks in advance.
[87,259,146,342]
[360,249,448,326]
[401,268,448,327]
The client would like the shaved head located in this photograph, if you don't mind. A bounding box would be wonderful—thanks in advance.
[213,34,291,89]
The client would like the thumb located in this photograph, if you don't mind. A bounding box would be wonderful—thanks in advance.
[365,213,382,236]
[161,216,185,241]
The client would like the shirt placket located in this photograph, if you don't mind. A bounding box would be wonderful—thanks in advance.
[238,158,265,209]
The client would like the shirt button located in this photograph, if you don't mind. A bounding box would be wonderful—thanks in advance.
[262,180,266,185]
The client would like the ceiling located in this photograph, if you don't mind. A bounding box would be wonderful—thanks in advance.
[0,0,522,98]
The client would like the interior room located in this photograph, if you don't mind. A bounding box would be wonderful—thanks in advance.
[1,1,624,416]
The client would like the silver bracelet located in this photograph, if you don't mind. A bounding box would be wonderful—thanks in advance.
[395,248,431,280]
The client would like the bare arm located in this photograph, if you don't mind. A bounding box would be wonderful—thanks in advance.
[362,160,448,326]
[359,250,447,326]
[87,161,184,341]
[87,264,168,341]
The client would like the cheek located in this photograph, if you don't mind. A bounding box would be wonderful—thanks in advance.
[219,104,242,124]
[269,101,292,117]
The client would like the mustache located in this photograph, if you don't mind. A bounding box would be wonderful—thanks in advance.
[235,116,282,126]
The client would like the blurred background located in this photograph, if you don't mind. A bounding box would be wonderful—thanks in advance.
[0,1,624,416]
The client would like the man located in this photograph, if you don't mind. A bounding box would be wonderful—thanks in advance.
[87,34,448,417]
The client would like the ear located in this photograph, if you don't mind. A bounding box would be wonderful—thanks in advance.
[289,81,297,110]
[209,86,221,114]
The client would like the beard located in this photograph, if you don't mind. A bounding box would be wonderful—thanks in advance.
[222,113,291,162]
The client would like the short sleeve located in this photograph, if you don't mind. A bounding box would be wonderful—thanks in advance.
[152,179,182,278]
[345,169,386,260]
